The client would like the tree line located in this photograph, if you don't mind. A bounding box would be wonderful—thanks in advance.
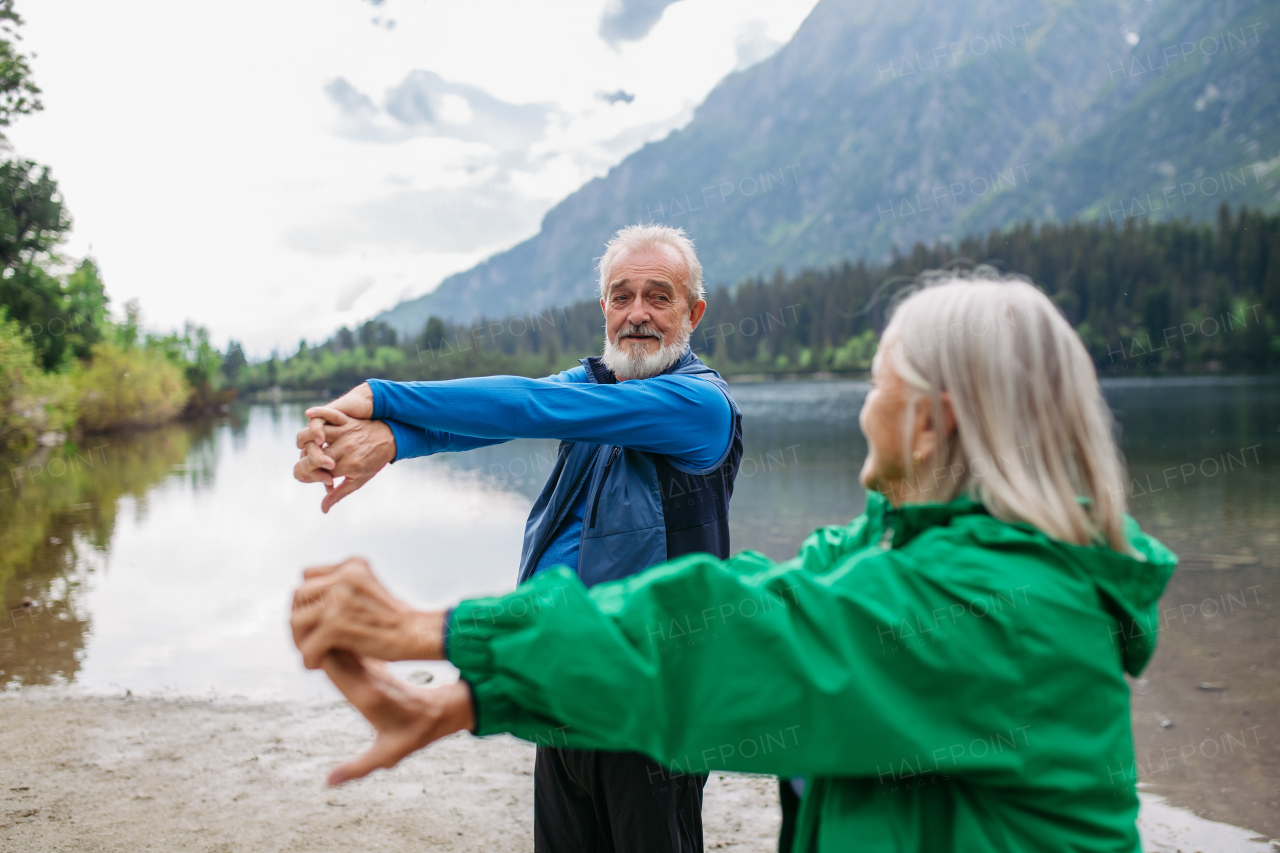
[0,1,228,454]
[232,204,1280,394]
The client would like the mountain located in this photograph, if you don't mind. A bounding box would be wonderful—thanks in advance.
[378,0,1280,333]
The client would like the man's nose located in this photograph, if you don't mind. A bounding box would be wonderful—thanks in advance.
[626,300,651,326]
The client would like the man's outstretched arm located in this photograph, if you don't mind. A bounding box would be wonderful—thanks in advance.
[367,372,733,472]
[293,367,733,511]
[295,364,599,475]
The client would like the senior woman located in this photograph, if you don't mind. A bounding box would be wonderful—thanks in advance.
[291,274,1176,853]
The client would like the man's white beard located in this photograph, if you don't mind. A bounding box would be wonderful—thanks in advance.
[601,316,692,380]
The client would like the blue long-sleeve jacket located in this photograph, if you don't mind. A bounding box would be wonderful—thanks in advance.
[369,367,733,470]
[366,351,744,588]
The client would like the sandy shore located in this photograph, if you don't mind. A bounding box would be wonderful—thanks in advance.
[1,690,1273,852]
[0,690,780,852]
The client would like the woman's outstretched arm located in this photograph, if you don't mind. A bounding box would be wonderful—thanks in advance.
[293,500,1034,783]
[444,521,1028,780]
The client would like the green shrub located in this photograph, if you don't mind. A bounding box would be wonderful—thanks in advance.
[0,316,74,452]
[831,329,878,372]
[73,339,187,432]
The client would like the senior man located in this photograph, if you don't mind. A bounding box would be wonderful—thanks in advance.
[294,224,742,853]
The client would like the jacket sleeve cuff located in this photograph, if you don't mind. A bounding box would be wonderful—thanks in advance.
[441,606,455,657]
[366,378,389,420]
[446,600,497,683]
[446,601,518,737]
[445,593,560,739]
[383,418,430,461]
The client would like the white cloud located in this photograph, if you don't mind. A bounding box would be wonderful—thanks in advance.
[372,70,551,151]
[284,179,548,256]
[736,19,785,71]
[324,77,378,120]
[9,0,819,355]
[600,0,684,45]
[436,93,474,126]
[335,277,374,312]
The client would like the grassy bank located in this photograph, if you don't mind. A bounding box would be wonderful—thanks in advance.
[0,302,232,456]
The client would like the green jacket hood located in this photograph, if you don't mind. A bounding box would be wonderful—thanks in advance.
[875,491,1179,676]
[1058,515,1178,675]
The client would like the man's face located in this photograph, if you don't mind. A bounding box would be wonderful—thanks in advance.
[599,245,707,378]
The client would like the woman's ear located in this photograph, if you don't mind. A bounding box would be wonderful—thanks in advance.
[938,391,957,437]
[912,393,956,464]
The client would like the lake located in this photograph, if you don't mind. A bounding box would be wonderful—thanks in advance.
[1,377,1276,838]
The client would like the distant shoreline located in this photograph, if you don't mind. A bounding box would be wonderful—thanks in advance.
[237,369,1280,403]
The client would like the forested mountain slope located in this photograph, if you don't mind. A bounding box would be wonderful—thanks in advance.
[378,0,1278,332]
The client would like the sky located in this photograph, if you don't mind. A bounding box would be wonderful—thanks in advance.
[10,0,819,355]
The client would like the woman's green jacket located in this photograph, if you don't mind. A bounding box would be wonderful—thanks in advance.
[446,491,1177,852]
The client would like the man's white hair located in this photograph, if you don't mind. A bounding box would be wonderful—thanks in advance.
[882,269,1130,552]
[597,224,705,306]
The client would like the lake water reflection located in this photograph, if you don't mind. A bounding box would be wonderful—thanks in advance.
[1,377,1276,835]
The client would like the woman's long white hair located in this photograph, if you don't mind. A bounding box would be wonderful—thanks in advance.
[883,269,1130,552]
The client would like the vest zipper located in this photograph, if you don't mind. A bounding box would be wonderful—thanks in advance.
[523,450,597,582]
[588,446,622,529]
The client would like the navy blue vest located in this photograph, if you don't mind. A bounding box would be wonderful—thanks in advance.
[515,350,743,587]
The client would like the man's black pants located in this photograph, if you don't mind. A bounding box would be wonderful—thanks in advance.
[534,746,706,853]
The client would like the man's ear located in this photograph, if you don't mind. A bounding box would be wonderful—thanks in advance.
[689,299,707,330]
[599,297,607,317]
